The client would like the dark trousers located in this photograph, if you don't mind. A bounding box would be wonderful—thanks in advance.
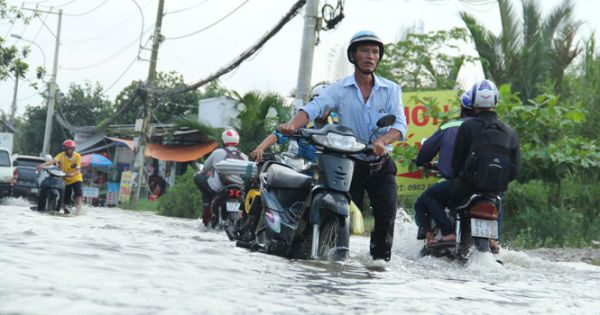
[414,180,455,235]
[193,173,215,209]
[349,158,397,260]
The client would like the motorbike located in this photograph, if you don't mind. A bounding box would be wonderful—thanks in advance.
[238,114,396,261]
[35,166,67,213]
[418,168,501,261]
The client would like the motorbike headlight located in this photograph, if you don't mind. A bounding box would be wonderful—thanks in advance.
[311,132,366,153]
[47,168,66,177]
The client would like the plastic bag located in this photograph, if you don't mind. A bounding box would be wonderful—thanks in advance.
[349,200,365,235]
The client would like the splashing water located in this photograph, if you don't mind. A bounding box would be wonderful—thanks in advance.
[0,200,598,314]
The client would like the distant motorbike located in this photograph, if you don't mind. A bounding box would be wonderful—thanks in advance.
[238,114,396,261]
[210,173,244,240]
[36,166,67,212]
[419,172,501,261]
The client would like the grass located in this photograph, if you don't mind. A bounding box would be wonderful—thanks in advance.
[120,199,160,212]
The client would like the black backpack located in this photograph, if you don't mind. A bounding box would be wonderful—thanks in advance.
[462,119,512,192]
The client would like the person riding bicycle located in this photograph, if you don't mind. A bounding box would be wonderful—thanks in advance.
[194,129,248,226]
[279,30,408,261]
[250,84,336,163]
[413,91,476,246]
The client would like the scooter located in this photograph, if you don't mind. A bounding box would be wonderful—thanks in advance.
[239,114,396,261]
[420,183,501,261]
[35,166,67,213]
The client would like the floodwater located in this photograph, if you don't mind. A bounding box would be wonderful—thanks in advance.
[1,198,599,315]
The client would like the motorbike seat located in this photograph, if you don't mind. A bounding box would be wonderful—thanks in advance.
[265,164,313,190]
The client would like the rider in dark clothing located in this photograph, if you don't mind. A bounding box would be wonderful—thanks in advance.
[447,80,520,252]
[413,91,475,243]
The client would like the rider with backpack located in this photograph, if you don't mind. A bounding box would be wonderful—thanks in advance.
[194,129,248,226]
[446,79,520,252]
[413,90,476,245]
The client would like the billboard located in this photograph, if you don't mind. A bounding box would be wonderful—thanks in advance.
[396,90,459,195]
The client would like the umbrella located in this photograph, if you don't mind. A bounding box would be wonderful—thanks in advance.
[81,154,113,168]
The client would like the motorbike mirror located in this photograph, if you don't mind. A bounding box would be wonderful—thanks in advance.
[376,114,396,128]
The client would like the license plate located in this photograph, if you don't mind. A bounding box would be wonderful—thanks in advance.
[471,218,498,239]
[31,188,39,193]
[226,201,240,212]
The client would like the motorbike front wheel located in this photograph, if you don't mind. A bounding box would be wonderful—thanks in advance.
[45,196,58,212]
[318,216,349,261]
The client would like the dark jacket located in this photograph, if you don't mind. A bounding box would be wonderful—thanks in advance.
[415,118,472,179]
[451,111,520,184]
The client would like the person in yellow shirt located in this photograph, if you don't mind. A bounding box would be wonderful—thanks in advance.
[37,139,83,213]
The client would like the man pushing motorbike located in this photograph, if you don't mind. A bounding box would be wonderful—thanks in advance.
[279,30,408,261]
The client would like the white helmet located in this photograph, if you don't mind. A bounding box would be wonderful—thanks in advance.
[470,79,498,108]
[221,129,240,146]
[44,154,53,162]
[311,84,329,99]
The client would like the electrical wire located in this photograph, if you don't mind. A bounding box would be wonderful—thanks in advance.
[62,0,152,45]
[151,0,306,96]
[61,25,153,70]
[164,0,212,16]
[63,0,108,17]
[130,0,145,58]
[105,55,139,93]
[164,0,251,40]
[52,0,77,8]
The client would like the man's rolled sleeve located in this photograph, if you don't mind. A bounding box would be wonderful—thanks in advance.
[388,86,407,140]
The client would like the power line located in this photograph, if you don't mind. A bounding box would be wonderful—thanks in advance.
[63,0,108,17]
[163,0,212,15]
[62,0,152,45]
[164,0,252,40]
[61,25,153,70]
[105,55,139,93]
[52,0,78,8]
[152,0,306,96]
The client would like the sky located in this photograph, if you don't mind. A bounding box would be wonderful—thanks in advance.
[2,0,600,117]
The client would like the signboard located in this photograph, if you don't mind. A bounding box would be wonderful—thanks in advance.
[396,90,459,195]
[106,182,120,206]
[118,171,133,203]
[82,187,100,198]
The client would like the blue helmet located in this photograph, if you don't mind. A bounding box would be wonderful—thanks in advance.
[347,30,384,63]
[469,79,498,108]
[460,90,472,109]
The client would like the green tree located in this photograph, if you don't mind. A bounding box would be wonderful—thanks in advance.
[230,91,290,153]
[376,27,473,90]
[112,71,203,125]
[461,0,581,101]
[15,82,113,155]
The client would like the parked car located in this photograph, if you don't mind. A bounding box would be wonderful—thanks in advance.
[12,155,45,201]
[0,148,13,199]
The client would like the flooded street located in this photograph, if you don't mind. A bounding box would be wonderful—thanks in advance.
[1,198,599,315]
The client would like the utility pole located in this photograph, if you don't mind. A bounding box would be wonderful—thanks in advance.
[131,0,165,206]
[20,8,64,156]
[293,0,320,113]
[10,70,19,120]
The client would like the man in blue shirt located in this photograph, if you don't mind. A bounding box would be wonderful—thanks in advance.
[280,30,407,261]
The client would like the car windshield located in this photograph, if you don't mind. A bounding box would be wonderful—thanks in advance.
[15,159,43,167]
[0,151,10,167]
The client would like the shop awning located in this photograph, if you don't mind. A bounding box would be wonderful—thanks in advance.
[107,137,135,151]
[144,142,217,162]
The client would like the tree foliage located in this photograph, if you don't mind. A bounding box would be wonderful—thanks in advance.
[229,91,290,153]
[376,27,473,91]
[112,71,202,125]
[461,0,581,101]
